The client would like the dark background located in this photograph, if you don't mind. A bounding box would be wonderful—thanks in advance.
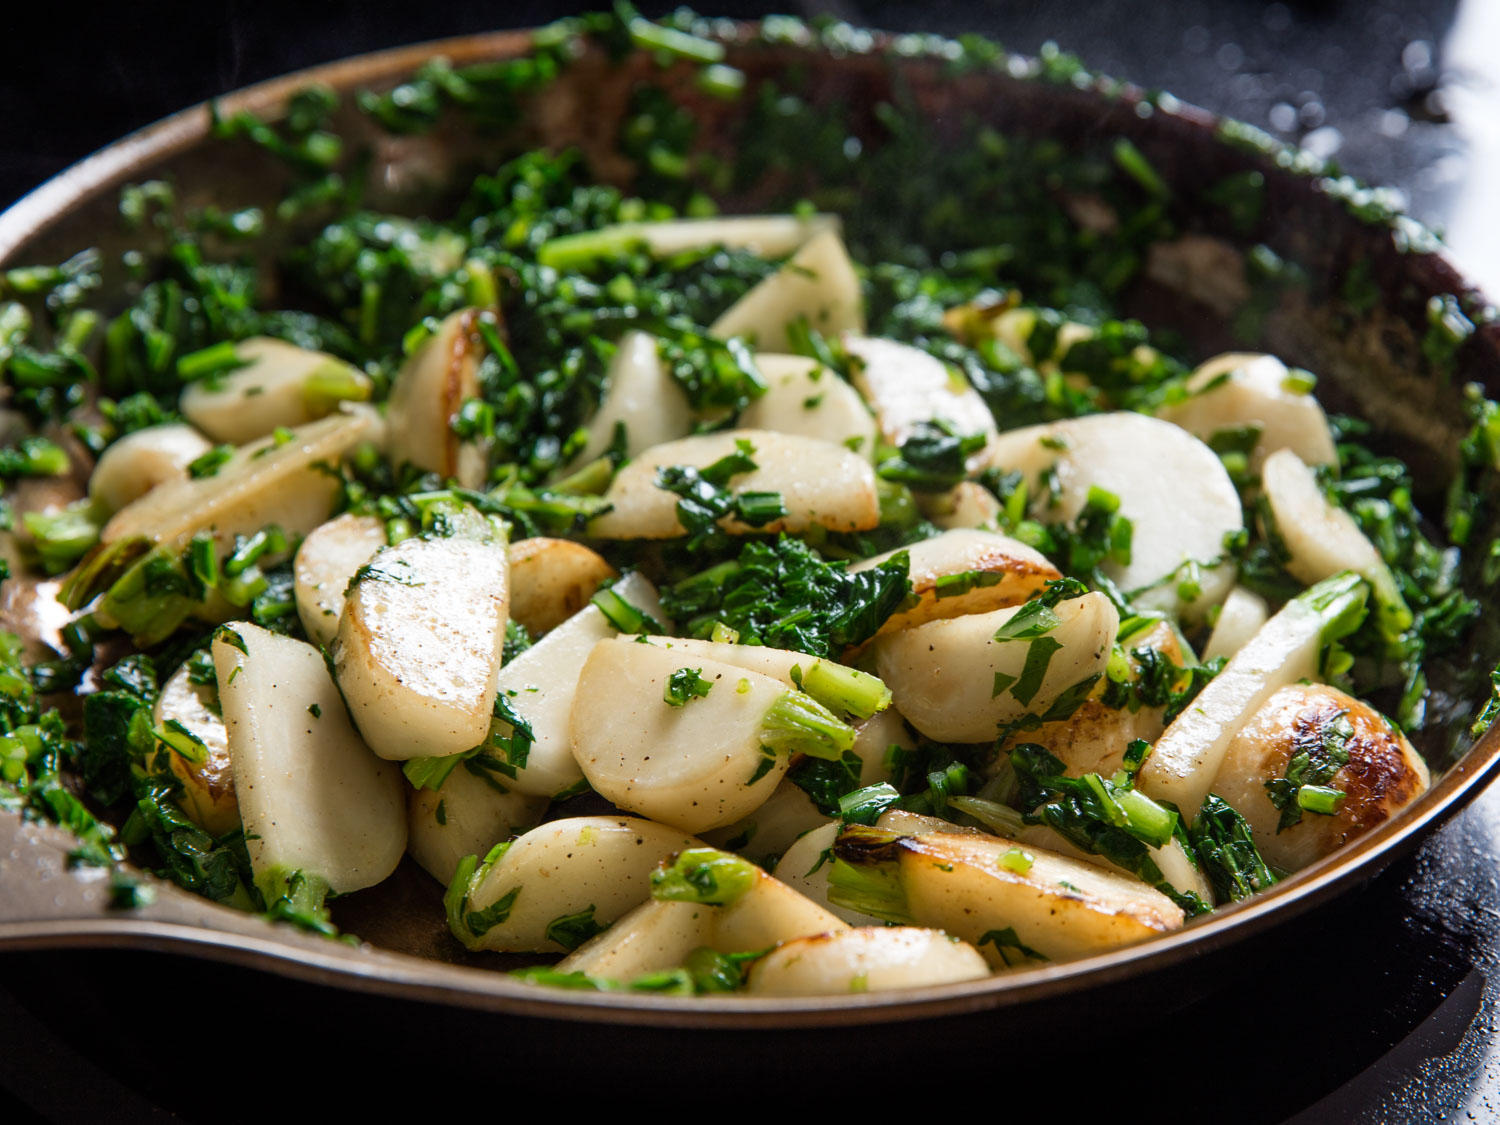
[4,2,1500,1121]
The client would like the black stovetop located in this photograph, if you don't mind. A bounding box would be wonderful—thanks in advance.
[2,3,1498,1121]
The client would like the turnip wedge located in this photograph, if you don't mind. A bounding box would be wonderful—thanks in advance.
[587,430,879,541]
[334,529,510,761]
[829,825,1184,966]
[571,637,860,834]
[1137,571,1370,819]
[212,622,406,928]
[557,847,848,981]
[708,228,864,351]
[180,336,371,445]
[444,816,700,953]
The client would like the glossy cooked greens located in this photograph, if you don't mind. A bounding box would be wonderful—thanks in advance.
[0,9,1497,988]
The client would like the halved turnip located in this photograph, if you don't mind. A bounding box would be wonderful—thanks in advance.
[445,816,701,953]
[1202,586,1270,663]
[293,513,388,647]
[985,412,1243,620]
[152,660,237,837]
[559,849,849,980]
[406,770,548,886]
[709,228,864,351]
[738,353,878,457]
[745,927,991,995]
[587,429,879,540]
[702,783,827,868]
[179,337,371,445]
[919,481,1002,531]
[571,638,810,833]
[830,826,1184,966]
[873,590,1120,743]
[88,424,212,514]
[1137,570,1369,819]
[506,537,618,637]
[626,636,891,720]
[851,528,1061,638]
[844,335,997,455]
[102,411,374,551]
[1260,448,1412,638]
[489,571,665,800]
[334,533,510,761]
[212,621,406,897]
[1209,683,1429,873]
[562,330,693,470]
[1157,353,1337,471]
[995,619,1186,778]
[773,821,868,925]
[386,308,492,488]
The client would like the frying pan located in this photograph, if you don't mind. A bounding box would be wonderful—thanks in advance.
[2,22,1499,1028]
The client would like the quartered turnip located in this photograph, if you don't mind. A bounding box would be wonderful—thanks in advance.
[745,926,991,995]
[919,481,1003,530]
[407,770,548,885]
[538,213,841,267]
[709,229,864,351]
[831,826,1184,966]
[844,335,997,455]
[1260,448,1412,639]
[851,528,1061,638]
[562,330,693,469]
[984,412,1243,620]
[873,590,1120,743]
[334,532,510,760]
[444,816,701,953]
[179,337,371,445]
[1202,586,1270,663]
[152,660,237,837]
[571,638,816,833]
[101,411,374,551]
[587,429,879,540]
[559,849,848,980]
[87,424,212,514]
[293,512,388,647]
[1156,353,1337,471]
[211,621,406,898]
[385,308,492,488]
[487,571,665,799]
[1137,571,1370,819]
[738,352,878,457]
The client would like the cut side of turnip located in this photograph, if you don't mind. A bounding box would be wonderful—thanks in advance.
[180,337,371,445]
[334,533,510,761]
[738,352,878,458]
[984,412,1243,621]
[844,335,998,457]
[874,590,1119,743]
[1157,353,1337,472]
[851,528,1061,638]
[212,621,406,898]
[562,330,693,470]
[386,308,492,488]
[1260,448,1412,639]
[587,429,879,540]
[1136,570,1369,819]
[709,229,864,351]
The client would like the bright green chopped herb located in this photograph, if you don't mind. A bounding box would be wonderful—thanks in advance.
[664,666,714,707]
